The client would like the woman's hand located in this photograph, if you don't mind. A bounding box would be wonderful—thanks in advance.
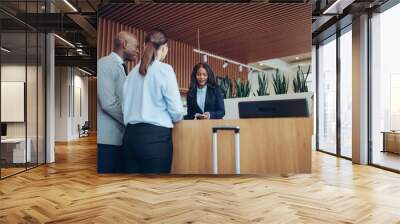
[203,112,210,120]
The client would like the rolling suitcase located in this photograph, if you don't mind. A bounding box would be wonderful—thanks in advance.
[211,126,240,174]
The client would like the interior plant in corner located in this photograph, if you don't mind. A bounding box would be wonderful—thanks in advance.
[235,77,251,98]
[216,76,233,98]
[293,65,310,93]
[256,72,269,96]
[272,69,289,94]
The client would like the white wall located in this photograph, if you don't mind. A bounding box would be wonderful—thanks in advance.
[55,66,89,141]
[1,64,41,137]
[55,67,68,141]
[72,73,89,138]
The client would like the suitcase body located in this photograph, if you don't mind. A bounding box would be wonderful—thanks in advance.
[211,126,240,174]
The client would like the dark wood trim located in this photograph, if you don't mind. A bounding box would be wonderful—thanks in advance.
[25,3,28,171]
[370,164,400,174]
[367,11,373,165]
[315,44,320,150]
[316,149,352,161]
[336,29,341,157]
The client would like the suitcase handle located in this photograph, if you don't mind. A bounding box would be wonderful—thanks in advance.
[212,126,240,175]
[212,126,240,133]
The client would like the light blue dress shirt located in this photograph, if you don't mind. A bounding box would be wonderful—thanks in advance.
[196,86,207,113]
[122,60,184,128]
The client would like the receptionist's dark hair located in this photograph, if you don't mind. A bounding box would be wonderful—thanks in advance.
[188,63,218,96]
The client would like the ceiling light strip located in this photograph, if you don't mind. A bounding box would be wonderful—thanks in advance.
[1,47,11,53]
[54,34,75,48]
[77,67,92,76]
[193,49,265,73]
[63,0,78,12]
[323,0,355,15]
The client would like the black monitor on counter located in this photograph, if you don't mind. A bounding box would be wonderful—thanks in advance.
[1,123,7,137]
[238,98,309,118]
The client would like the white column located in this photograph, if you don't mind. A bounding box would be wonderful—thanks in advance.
[352,14,369,164]
[311,45,317,151]
[46,32,55,163]
[45,0,56,163]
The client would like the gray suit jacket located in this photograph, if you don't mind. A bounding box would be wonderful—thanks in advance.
[97,54,126,145]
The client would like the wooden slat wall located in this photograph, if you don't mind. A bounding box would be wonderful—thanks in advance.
[97,17,249,91]
[98,3,312,63]
[88,77,97,132]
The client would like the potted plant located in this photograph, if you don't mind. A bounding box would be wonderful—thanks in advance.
[272,69,289,94]
[293,65,310,93]
[235,77,251,98]
[217,76,233,98]
[256,72,269,96]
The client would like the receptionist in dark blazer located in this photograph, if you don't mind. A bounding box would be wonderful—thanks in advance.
[185,63,225,120]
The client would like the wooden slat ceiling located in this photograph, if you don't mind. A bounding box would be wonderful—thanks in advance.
[98,3,311,64]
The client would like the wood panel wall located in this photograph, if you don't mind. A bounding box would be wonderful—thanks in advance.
[97,17,249,91]
[88,77,97,132]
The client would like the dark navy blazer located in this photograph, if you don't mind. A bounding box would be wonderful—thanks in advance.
[185,86,225,120]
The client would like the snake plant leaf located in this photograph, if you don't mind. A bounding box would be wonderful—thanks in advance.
[257,73,269,96]
[272,69,288,94]
[293,65,310,93]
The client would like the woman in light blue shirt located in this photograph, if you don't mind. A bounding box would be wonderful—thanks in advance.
[122,29,184,173]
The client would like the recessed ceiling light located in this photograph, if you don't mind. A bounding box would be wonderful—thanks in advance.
[295,57,300,60]
[259,63,264,66]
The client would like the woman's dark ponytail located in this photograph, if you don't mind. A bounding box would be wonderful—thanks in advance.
[138,29,168,76]
[139,42,157,76]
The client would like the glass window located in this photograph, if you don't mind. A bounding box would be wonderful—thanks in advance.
[371,3,400,171]
[0,1,46,179]
[318,36,337,154]
[340,28,352,158]
[1,30,28,178]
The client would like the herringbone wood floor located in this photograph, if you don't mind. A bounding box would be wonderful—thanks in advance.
[1,135,400,224]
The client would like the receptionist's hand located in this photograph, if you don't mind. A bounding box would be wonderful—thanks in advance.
[203,112,210,120]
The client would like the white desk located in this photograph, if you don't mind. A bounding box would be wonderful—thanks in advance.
[1,138,31,163]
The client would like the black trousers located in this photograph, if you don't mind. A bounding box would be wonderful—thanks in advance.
[97,144,124,173]
[122,123,173,173]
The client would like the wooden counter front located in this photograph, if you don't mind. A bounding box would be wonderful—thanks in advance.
[383,132,400,154]
[171,117,313,174]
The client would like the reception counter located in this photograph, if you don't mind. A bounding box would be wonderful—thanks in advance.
[171,116,313,174]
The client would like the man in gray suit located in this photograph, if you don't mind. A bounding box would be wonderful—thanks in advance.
[97,31,138,173]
